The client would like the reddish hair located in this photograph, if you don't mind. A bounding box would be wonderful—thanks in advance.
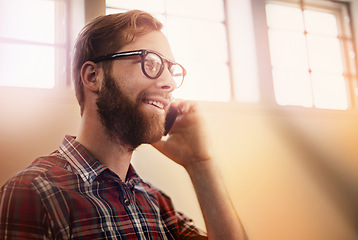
[72,10,163,115]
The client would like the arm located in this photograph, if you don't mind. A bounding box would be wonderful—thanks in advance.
[0,181,47,239]
[152,100,248,240]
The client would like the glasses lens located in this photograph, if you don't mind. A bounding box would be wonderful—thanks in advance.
[170,64,185,88]
[143,53,162,78]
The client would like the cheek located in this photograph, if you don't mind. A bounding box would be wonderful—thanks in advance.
[110,62,153,99]
[118,79,152,102]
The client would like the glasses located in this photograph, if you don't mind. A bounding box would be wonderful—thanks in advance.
[91,49,187,88]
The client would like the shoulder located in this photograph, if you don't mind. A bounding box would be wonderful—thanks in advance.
[135,180,176,212]
[1,153,69,188]
[0,153,75,210]
[138,180,172,200]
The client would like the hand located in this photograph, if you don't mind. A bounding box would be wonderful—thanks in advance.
[152,100,214,169]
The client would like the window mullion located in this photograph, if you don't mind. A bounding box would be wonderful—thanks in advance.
[252,0,276,105]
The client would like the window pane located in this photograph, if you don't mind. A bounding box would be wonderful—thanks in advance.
[106,8,126,15]
[311,73,348,110]
[106,0,166,13]
[266,2,351,110]
[268,29,308,69]
[307,35,343,74]
[167,16,229,101]
[0,43,55,88]
[304,10,338,36]
[167,0,225,21]
[272,68,313,107]
[174,61,231,102]
[105,0,230,102]
[167,16,228,63]
[266,4,304,32]
[0,0,55,44]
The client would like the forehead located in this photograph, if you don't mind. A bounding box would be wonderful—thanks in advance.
[120,31,175,61]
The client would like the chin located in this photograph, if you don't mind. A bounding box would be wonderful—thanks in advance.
[142,126,164,144]
[140,110,165,142]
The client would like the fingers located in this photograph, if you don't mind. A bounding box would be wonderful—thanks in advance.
[170,99,198,115]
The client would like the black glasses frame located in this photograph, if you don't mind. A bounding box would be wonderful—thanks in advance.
[91,49,186,88]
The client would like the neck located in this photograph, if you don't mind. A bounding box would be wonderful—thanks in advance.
[76,110,134,181]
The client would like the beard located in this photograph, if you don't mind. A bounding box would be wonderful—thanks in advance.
[96,71,165,150]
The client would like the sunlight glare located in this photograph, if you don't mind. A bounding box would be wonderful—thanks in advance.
[304,10,338,36]
[166,16,230,102]
[106,0,166,13]
[0,0,57,88]
[307,35,343,74]
[268,30,308,69]
[0,0,55,44]
[174,61,231,102]
[312,74,348,110]
[266,4,304,31]
[167,0,224,21]
[0,43,55,88]
[167,17,228,63]
[272,69,313,107]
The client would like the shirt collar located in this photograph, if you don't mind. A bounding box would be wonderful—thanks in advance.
[57,135,105,184]
[126,164,144,188]
[57,135,143,185]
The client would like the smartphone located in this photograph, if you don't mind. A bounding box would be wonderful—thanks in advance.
[164,106,178,136]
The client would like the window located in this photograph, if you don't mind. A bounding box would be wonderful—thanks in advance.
[106,0,231,102]
[265,0,357,110]
[0,0,69,89]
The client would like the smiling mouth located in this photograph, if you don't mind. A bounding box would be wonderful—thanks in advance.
[143,99,164,109]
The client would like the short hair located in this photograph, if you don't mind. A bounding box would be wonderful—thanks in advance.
[72,10,163,115]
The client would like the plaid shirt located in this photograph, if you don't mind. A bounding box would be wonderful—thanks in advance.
[0,135,207,239]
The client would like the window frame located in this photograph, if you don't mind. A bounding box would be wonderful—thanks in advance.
[0,0,71,90]
[56,0,72,88]
[256,0,358,113]
[102,0,358,118]
[2,0,358,119]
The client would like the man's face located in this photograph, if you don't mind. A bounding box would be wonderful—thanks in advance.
[96,31,176,149]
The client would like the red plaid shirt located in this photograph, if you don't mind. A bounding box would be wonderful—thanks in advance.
[0,135,207,239]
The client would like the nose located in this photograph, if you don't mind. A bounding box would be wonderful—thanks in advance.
[155,67,177,91]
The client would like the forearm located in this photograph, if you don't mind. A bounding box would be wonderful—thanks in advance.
[152,100,247,238]
[186,160,248,240]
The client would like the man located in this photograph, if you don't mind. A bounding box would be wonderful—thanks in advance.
[0,10,247,239]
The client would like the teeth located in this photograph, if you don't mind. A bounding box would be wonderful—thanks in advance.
[146,100,164,109]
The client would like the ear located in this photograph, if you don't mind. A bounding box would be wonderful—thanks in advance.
[80,61,102,93]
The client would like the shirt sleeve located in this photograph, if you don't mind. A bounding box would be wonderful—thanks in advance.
[0,180,48,239]
[176,211,208,240]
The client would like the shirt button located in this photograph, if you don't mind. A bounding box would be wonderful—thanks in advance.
[123,198,130,206]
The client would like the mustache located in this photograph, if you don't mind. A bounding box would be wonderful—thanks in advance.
[136,91,174,104]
